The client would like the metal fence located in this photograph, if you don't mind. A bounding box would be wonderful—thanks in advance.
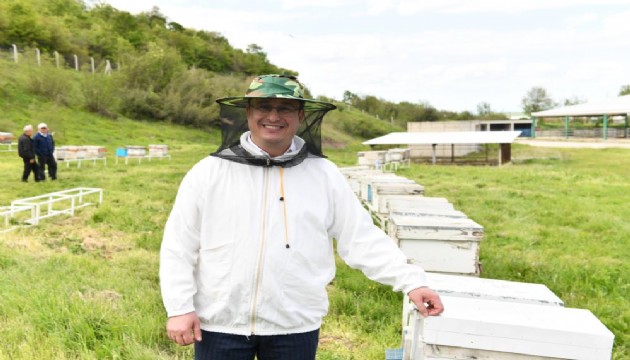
[0,44,115,74]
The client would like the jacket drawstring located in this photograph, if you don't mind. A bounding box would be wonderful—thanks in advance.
[279,167,290,249]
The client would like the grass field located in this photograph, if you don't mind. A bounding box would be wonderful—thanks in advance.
[1,130,628,359]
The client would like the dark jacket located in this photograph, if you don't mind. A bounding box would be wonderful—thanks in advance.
[18,133,36,160]
[33,132,55,157]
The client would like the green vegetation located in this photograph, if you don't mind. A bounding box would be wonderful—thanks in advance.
[2,118,629,359]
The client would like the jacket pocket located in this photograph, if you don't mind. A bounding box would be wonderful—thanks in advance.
[197,241,234,302]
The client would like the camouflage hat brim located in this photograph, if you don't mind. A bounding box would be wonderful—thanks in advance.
[216,95,336,111]
[216,74,336,111]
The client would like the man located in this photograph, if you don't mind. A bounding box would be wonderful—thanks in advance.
[33,122,57,181]
[17,124,39,183]
[160,74,443,359]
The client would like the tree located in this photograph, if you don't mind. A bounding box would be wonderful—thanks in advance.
[476,102,492,116]
[343,90,358,105]
[619,85,630,96]
[521,86,555,115]
[563,96,586,106]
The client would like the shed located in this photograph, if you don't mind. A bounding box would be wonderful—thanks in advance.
[363,131,521,165]
[531,94,630,140]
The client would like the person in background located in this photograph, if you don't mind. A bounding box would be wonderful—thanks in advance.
[17,124,39,183]
[160,74,444,360]
[33,122,57,181]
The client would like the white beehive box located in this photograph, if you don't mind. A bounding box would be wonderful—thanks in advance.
[386,148,410,162]
[148,144,168,157]
[405,296,614,360]
[370,183,425,212]
[84,146,107,158]
[425,272,564,306]
[338,165,371,176]
[126,146,146,157]
[0,132,14,144]
[386,196,455,214]
[357,150,387,166]
[389,215,483,241]
[61,146,81,160]
[357,174,411,203]
[388,215,483,275]
[54,147,67,160]
[343,170,383,196]
[402,273,565,336]
[390,207,468,219]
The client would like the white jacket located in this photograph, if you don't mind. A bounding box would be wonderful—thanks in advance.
[160,135,427,336]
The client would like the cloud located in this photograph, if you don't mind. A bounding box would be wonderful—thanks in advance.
[396,0,630,15]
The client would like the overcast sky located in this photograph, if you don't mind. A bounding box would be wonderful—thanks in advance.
[101,0,630,113]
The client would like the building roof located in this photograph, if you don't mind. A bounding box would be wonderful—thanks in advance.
[362,131,522,145]
[532,95,630,117]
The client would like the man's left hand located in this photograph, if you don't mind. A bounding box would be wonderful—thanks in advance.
[408,287,444,317]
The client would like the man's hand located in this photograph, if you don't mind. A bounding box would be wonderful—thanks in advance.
[29,159,35,164]
[408,287,444,317]
[166,312,202,346]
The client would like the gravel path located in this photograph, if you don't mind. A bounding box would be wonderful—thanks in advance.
[517,138,630,149]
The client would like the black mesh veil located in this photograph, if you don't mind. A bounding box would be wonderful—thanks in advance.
[211,103,334,167]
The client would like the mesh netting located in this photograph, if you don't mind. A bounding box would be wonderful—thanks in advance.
[211,103,333,167]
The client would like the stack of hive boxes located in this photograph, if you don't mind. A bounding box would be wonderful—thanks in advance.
[148,144,169,157]
[55,145,106,160]
[0,132,14,144]
[338,165,615,360]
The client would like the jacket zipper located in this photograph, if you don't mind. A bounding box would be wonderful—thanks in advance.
[250,166,270,334]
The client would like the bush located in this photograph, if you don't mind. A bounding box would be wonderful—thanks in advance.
[161,68,219,127]
[26,65,75,105]
[81,73,119,118]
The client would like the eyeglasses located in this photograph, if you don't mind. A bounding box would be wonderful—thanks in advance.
[251,103,301,115]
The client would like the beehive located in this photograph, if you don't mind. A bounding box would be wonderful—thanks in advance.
[126,146,146,157]
[148,144,168,157]
[357,150,387,167]
[84,146,107,158]
[0,132,14,144]
[402,273,565,337]
[356,173,410,203]
[381,195,454,215]
[390,207,468,219]
[342,169,382,196]
[370,183,425,212]
[388,215,483,275]
[406,296,614,360]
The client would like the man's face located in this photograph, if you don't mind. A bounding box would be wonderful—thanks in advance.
[39,127,48,134]
[246,98,304,157]
[25,129,33,137]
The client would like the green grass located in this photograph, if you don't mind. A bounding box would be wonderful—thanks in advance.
[1,119,629,359]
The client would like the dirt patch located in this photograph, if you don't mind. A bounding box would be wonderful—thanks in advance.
[77,289,123,304]
[318,334,357,351]
[323,138,347,149]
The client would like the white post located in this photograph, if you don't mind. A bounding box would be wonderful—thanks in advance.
[54,51,60,68]
[36,48,41,66]
[90,57,95,74]
[74,54,79,70]
[12,44,18,63]
[104,59,112,75]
